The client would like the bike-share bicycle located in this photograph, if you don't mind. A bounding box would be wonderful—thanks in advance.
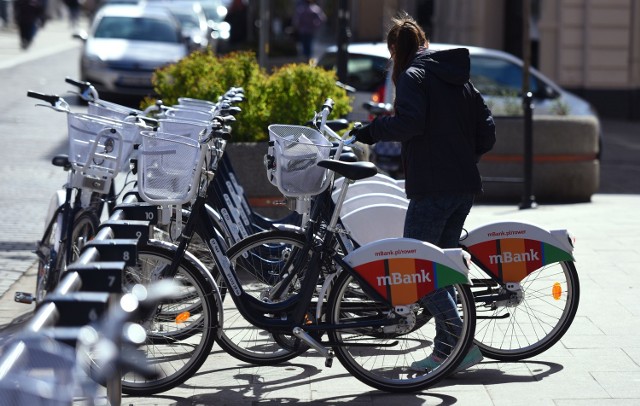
[14,91,150,306]
[331,171,579,361]
[121,96,579,394]
[127,98,477,393]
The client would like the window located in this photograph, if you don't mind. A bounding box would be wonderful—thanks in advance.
[318,53,389,92]
[94,16,180,43]
[470,56,540,96]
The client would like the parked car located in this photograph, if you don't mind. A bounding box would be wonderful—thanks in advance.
[73,3,189,99]
[198,0,230,52]
[148,1,212,52]
[317,42,600,124]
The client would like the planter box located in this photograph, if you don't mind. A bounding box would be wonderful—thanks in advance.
[478,115,600,202]
[224,142,290,219]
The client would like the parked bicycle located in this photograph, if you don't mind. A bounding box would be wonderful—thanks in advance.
[122,98,477,394]
[15,91,149,306]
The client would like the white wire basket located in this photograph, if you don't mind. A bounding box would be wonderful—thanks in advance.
[267,124,333,197]
[163,106,214,122]
[67,113,144,193]
[87,100,142,122]
[137,130,205,205]
[158,118,211,141]
[177,97,217,111]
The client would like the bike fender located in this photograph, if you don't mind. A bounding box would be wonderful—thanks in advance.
[343,238,470,306]
[460,221,575,283]
[44,189,67,227]
[146,239,224,337]
[271,223,305,234]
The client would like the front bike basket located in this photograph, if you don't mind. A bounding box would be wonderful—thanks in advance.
[88,99,143,122]
[267,124,333,197]
[67,113,142,171]
[137,130,205,206]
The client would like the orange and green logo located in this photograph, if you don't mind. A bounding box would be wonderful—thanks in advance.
[467,238,572,282]
[353,258,467,306]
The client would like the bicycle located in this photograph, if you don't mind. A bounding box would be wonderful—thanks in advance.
[329,173,580,361]
[113,104,234,396]
[129,98,477,393]
[207,98,579,366]
[15,91,148,306]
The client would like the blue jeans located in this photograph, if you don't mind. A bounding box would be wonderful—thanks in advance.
[403,194,474,358]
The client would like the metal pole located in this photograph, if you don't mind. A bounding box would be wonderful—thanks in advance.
[258,0,269,69]
[520,0,537,209]
[336,0,350,83]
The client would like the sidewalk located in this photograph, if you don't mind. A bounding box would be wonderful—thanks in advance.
[0,15,86,70]
[123,194,640,405]
[1,194,640,405]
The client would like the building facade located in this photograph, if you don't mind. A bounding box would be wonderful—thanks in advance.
[350,0,640,120]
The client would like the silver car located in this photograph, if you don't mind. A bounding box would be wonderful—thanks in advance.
[74,4,189,99]
[149,1,212,52]
[317,42,600,123]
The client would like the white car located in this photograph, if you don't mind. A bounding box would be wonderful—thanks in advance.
[317,42,600,124]
[149,1,213,52]
[74,4,189,99]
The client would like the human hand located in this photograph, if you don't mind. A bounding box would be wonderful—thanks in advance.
[349,122,375,145]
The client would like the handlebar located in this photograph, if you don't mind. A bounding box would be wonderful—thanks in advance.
[27,91,61,106]
[65,77,99,102]
[27,91,70,112]
[362,101,393,116]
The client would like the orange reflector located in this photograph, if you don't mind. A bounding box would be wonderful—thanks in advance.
[552,283,562,300]
[175,311,191,324]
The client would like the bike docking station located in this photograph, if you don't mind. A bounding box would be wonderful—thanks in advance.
[2,193,159,406]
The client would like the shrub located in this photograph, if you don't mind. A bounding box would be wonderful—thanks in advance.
[149,51,351,142]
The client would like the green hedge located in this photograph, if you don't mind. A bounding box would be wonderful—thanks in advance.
[149,50,351,142]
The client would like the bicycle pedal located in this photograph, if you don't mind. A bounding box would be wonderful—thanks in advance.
[14,292,35,304]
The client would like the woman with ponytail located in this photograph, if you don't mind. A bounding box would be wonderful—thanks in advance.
[351,12,496,373]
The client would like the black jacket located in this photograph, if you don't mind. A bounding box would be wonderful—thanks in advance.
[369,47,496,198]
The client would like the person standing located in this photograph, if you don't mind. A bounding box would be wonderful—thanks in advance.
[352,12,496,373]
[14,0,45,49]
[292,0,326,60]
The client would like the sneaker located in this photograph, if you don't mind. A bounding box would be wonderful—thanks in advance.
[454,345,483,373]
[410,353,443,372]
[410,345,483,373]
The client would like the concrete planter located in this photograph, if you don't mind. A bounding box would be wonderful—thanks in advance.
[224,142,290,218]
[226,115,600,212]
[479,115,600,203]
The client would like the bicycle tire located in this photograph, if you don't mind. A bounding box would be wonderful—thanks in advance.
[120,243,219,396]
[216,229,311,365]
[327,272,477,392]
[471,260,580,361]
[35,209,100,304]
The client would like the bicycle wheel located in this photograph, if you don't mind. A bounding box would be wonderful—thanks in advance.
[217,230,312,365]
[327,272,476,392]
[67,209,100,263]
[35,209,100,303]
[471,260,580,361]
[36,211,62,304]
[120,243,219,396]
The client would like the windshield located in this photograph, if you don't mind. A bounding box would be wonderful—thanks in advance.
[318,53,389,92]
[94,16,181,43]
[470,56,541,96]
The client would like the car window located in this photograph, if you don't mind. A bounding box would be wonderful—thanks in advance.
[94,16,180,43]
[173,12,200,30]
[318,53,389,92]
[470,55,540,96]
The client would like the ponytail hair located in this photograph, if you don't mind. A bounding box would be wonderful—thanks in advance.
[386,12,428,85]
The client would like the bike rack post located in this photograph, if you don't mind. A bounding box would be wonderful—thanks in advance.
[0,193,158,406]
